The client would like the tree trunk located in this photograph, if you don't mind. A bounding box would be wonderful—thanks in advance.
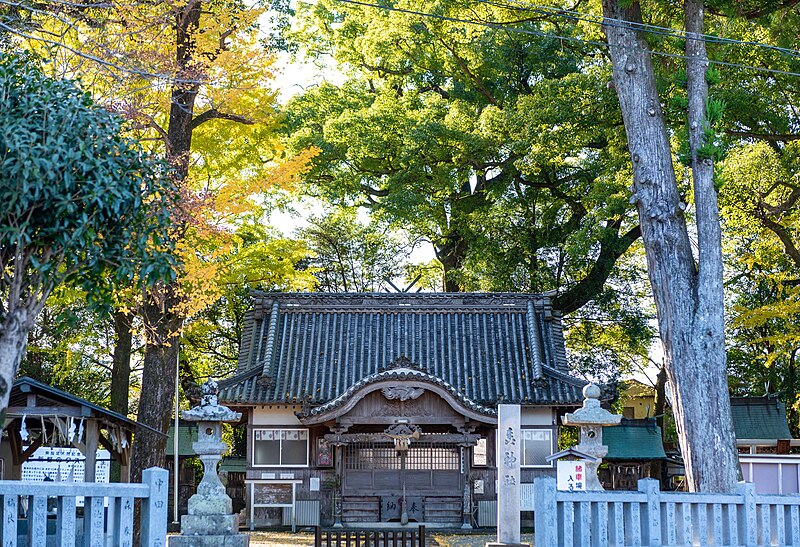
[600,0,739,492]
[130,0,199,482]
[110,310,133,416]
[130,284,182,482]
[0,311,30,433]
[435,232,467,292]
[553,222,641,314]
[654,365,667,435]
[680,0,740,491]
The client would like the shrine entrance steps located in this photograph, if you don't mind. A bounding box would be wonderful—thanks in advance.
[341,496,461,525]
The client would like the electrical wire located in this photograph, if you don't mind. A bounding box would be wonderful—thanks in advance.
[331,0,800,79]
[478,0,800,60]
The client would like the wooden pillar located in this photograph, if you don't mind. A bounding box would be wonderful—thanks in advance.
[119,443,131,483]
[462,445,472,529]
[333,444,343,528]
[8,424,23,480]
[84,419,99,482]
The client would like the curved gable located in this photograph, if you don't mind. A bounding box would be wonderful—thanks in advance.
[298,368,497,425]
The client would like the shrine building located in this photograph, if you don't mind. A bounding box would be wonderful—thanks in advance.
[218,292,586,528]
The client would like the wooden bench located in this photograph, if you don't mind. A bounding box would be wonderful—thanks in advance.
[314,525,426,547]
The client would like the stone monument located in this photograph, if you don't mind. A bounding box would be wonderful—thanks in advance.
[561,383,622,491]
[170,379,249,547]
[486,404,530,547]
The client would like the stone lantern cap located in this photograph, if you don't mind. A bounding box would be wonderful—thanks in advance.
[562,384,622,427]
[182,379,241,423]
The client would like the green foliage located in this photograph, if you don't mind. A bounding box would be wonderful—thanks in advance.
[278,0,651,378]
[299,208,412,293]
[20,287,113,406]
[705,67,721,86]
[719,141,800,435]
[180,221,315,379]
[563,282,656,384]
[282,0,636,297]
[0,52,177,316]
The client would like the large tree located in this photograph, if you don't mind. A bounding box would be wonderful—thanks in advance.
[0,52,175,427]
[600,0,740,492]
[282,0,642,310]
[300,208,413,292]
[9,0,317,485]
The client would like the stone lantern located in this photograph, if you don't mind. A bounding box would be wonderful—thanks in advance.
[561,384,622,491]
[170,380,249,547]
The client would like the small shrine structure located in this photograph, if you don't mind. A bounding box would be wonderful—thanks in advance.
[0,376,159,482]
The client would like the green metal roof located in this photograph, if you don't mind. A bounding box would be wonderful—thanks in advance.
[220,456,246,473]
[603,420,667,460]
[731,397,793,441]
[166,423,198,457]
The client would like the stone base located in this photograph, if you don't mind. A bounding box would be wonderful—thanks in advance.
[170,534,250,547]
[485,543,531,547]
[181,514,239,536]
[188,493,233,515]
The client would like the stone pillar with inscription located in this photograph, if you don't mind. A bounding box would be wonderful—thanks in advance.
[170,380,249,547]
[486,404,530,547]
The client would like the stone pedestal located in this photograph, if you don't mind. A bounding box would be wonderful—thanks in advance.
[170,380,250,547]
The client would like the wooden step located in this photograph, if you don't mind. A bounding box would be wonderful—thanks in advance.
[342,496,380,523]
[423,497,461,523]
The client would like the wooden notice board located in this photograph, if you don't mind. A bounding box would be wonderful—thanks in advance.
[247,479,302,532]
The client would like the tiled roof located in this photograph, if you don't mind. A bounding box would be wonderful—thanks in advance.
[220,292,585,407]
[731,397,793,441]
[604,419,667,460]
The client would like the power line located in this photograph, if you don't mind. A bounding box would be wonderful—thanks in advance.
[331,0,800,79]
[481,0,800,60]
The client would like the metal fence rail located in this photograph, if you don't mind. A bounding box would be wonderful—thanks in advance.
[534,477,800,546]
[0,467,168,547]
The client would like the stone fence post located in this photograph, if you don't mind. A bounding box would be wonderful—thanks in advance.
[637,478,661,547]
[533,477,557,547]
[737,481,758,547]
[141,467,169,547]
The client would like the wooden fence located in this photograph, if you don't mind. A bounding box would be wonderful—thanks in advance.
[534,477,800,546]
[0,467,168,547]
[314,526,426,547]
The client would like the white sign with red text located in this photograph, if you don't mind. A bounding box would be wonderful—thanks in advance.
[557,460,588,491]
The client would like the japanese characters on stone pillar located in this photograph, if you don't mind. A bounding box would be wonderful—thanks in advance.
[486,404,530,547]
[561,384,622,491]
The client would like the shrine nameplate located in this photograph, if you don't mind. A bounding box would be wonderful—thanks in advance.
[253,483,293,505]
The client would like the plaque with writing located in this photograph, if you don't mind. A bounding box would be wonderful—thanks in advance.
[253,483,293,505]
[317,438,333,467]
[380,496,424,521]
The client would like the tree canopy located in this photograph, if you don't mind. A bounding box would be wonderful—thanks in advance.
[0,51,176,419]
